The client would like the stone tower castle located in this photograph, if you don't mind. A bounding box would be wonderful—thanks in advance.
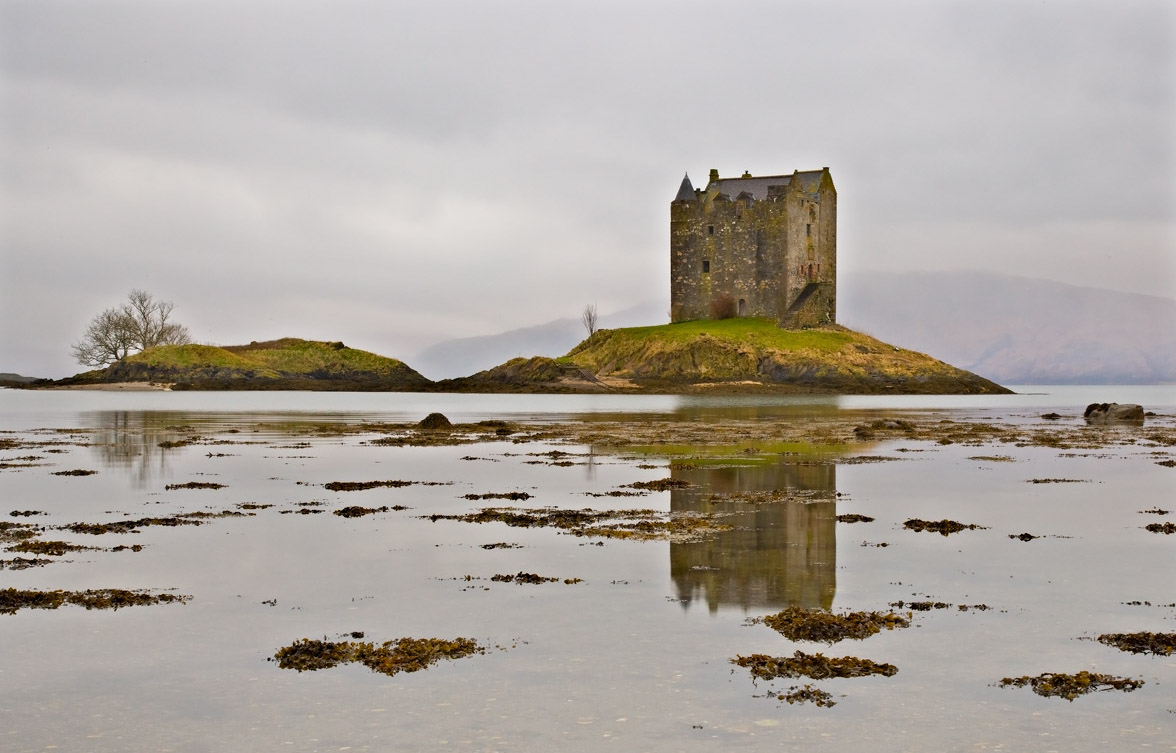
[670,167,836,328]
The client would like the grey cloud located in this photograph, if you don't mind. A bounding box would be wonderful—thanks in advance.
[2,0,1173,378]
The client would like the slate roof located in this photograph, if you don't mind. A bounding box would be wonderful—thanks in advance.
[674,173,697,202]
[706,170,826,201]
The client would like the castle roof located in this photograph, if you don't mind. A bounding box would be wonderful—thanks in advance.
[706,169,827,201]
[674,173,697,202]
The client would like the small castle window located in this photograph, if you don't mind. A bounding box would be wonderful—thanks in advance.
[707,225,714,235]
[702,259,710,273]
[806,224,811,237]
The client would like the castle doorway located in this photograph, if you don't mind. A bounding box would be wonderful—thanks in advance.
[808,263,814,280]
[738,299,746,316]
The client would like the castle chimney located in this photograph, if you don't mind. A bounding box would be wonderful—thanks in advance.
[708,168,719,185]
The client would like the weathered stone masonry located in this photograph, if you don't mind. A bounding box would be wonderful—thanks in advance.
[670,168,836,327]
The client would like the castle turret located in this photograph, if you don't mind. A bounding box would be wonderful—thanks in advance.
[674,173,697,203]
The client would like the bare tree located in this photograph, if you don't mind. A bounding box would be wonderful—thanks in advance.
[581,303,599,336]
[72,290,192,367]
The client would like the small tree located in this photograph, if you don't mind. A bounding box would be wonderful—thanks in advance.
[581,303,599,336]
[72,289,192,367]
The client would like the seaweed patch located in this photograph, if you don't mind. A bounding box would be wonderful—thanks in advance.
[324,480,451,492]
[0,587,189,614]
[733,651,898,680]
[624,478,692,491]
[903,518,987,535]
[272,636,485,676]
[773,684,838,707]
[998,671,1143,700]
[6,539,97,556]
[1097,632,1175,656]
[752,605,910,643]
[425,506,730,542]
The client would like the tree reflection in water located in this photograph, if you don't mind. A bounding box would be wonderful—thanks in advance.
[86,411,195,488]
[669,460,836,613]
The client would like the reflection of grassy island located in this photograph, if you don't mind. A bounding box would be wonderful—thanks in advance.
[447,319,1011,394]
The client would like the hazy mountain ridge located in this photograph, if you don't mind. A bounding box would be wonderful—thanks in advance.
[412,301,666,380]
[415,273,1175,385]
[839,271,1176,384]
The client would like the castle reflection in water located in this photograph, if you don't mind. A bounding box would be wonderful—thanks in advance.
[669,459,836,613]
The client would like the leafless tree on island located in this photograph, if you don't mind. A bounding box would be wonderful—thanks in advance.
[581,303,598,336]
[72,289,192,367]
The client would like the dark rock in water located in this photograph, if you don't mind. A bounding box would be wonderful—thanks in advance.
[1083,403,1144,424]
[418,412,452,430]
[1040,412,1062,420]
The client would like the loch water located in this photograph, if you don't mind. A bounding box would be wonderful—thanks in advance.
[1,387,1174,752]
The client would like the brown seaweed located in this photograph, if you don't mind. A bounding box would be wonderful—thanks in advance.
[754,605,910,643]
[733,651,898,680]
[1096,632,1175,656]
[903,518,987,535]
[998,671,1144,700]
[0,587,189,614]
[272,636,484,676]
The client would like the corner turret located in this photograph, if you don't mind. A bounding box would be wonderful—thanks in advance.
[673,173,697,203]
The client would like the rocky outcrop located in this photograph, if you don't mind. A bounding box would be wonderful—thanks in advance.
[1084,403,1145,424]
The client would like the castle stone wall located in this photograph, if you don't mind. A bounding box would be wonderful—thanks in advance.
[671,168,836,327]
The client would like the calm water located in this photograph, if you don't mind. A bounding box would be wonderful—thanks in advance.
[1,387,1174,752]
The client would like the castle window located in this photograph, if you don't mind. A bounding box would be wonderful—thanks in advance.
[806,223,811,237]
[707,225,714,235]
[702,260,710,274]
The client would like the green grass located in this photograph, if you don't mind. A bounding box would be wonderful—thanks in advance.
[125,345,279,376]
[232,339,412,376]
[123,339,418,380]
[583,318,853,354]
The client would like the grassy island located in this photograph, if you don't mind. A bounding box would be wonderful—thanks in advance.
[442,319,1011,394]
[54,338,431,391]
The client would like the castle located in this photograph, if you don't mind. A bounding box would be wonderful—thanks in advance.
[670,167,836,328]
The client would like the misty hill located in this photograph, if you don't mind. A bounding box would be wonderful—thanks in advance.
[59,338,431,391]
[839,271,1176,384]
[441,319,1009,394]
[0,373,41,384]
[413,301,666,380]
[418,273,1175,385]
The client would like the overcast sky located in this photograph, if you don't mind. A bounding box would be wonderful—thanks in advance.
[2,0,1173,378]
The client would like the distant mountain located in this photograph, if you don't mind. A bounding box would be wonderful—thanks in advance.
[413,301,667,380]
[414,273,1174,385]
[839,271,1176,384]
[0,372,41,384]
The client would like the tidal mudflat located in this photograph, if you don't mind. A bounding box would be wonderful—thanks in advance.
[1,390,1174,751]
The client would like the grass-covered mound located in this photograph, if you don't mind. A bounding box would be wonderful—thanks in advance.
[434,356,609,393]
[450,319,1010,394]
[76,338,431,391]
